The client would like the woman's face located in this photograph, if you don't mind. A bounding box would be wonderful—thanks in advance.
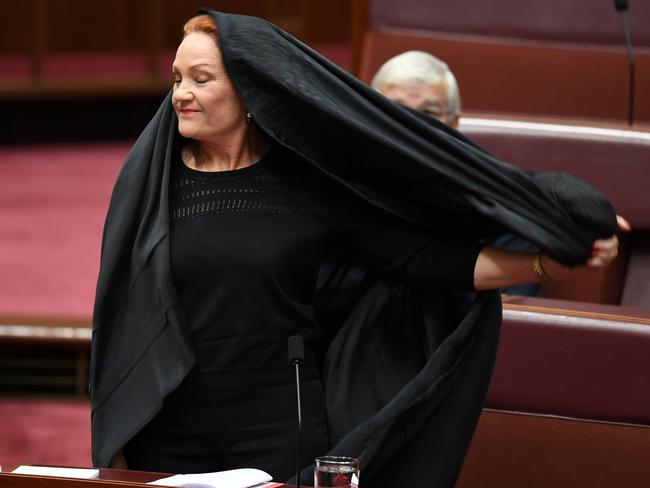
[171,32,247,141]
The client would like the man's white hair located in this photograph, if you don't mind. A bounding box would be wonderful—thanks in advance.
[371,50,461,117]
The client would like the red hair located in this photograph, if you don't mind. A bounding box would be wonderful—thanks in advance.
[182,14,218,43]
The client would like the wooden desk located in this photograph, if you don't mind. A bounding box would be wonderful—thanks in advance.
[0,466,288,488]
[0,466,167,487]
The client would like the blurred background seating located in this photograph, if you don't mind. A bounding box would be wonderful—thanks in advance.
[353,0,650,124]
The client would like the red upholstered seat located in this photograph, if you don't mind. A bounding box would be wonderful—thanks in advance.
[458,409,650,487]
[455,296,650,487]
[491,296,650,424]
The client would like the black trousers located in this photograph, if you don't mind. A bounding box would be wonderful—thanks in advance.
[124,377,329,482]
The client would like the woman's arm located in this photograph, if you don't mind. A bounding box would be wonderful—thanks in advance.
[474,216,629,291]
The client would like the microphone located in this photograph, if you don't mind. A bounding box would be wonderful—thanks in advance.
[288,335,304,487]
[614,0,628,11]
[613,0,635,125]
[288,334,304,365]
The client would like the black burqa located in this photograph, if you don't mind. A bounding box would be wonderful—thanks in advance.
[90,9,617,487]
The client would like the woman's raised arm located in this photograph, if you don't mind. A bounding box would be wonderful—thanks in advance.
[473,216,630,291]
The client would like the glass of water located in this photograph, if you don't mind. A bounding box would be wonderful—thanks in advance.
[314,456,360,488]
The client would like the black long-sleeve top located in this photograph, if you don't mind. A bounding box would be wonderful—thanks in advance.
[169,145,481,387]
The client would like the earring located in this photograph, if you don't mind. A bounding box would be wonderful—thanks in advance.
[246,112,253,124]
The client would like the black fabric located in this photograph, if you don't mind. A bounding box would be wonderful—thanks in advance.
[90,9,617,487]
[169,145,480,387]
[124,378,329,481]
[212,11,615,265]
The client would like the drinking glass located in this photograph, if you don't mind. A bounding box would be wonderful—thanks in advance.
[314,456,360,488]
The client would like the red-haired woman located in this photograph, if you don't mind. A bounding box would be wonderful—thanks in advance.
[91,10,626,486]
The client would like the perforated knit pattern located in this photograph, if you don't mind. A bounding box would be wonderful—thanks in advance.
[172,197,300,220]
[170,158,305,221]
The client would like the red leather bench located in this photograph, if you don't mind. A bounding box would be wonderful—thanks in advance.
[456,296,650,487]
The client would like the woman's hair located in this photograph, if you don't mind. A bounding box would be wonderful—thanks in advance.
[183,14,218,43]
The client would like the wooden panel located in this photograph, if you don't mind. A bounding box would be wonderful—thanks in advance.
[1,0,351,53]
[350,0,370,75]
[301,0,350,43]
[161,0,260,47]
[163,0,351,48]
[45,0,150,51]
[0,0,36,53]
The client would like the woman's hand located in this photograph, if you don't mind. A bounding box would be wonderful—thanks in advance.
[474,215,630,290]
[586,215,631,267]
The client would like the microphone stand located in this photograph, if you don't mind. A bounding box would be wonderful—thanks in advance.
[614,0,635,126]
[288,335,304,488]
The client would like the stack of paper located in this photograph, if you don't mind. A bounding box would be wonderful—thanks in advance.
[148,468,275,488]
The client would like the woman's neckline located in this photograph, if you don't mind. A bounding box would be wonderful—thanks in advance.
[178,146,273,178]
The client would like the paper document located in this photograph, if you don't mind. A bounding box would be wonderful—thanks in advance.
[12,465,99,479]
[148,468,273,488]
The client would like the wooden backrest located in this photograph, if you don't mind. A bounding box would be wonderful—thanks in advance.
[357,0,650,124]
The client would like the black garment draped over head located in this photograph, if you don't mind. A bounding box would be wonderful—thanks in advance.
[90,9,617,487]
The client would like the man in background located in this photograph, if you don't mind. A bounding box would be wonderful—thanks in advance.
[372,50,541,296]
[371,50,461,129]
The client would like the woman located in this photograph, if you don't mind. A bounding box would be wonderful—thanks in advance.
[91,10,626,486]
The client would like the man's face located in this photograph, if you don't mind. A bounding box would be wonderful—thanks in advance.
[379,80,458,129]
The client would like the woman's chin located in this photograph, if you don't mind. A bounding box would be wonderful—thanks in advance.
[177,124,199,139]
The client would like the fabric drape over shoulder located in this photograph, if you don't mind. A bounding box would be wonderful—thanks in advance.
[210,10,615,264]
[90,9,617,487]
